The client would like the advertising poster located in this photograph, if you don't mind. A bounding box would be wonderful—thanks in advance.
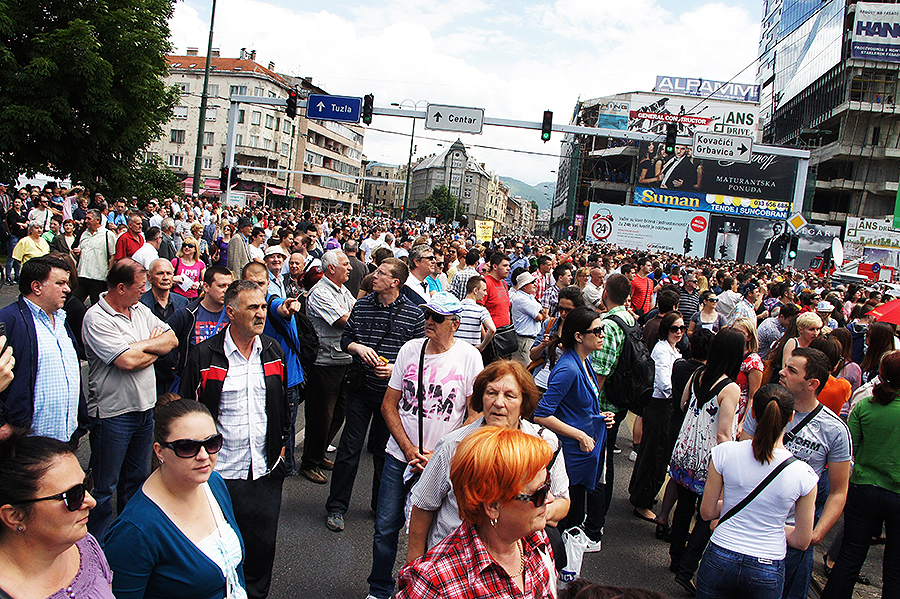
[744,221,841,269]
[634,187,791,220]
[585,203,708,257]
[705,216,751,262]
[845,216,900,269]
[628,93,760,138]
[475,219,494,243]
[654,76,760,103]
[851,3,900,63]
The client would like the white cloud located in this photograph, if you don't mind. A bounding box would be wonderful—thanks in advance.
[170,0,760,186]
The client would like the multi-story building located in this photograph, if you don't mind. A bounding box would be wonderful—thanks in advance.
[363,162,404,216]
[150,50,365,211]
[758,0,900,223]
[150,49,297,205]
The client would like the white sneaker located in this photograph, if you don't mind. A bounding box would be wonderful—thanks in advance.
[327,444,338,453]
[629,450,638,462]
[584,537,602,553]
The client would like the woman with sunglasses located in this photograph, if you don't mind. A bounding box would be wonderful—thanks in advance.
[407,360,570,567]
[535,307,615,553]
[687,290,727,338]
[171,235,205,299]
[104,397,246,599]
[0,431,114,598]
[397,426,557,599]
[630,311,685,523]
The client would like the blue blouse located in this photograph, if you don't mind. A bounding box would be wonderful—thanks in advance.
[104,472,245,599]
[534,350,607,489]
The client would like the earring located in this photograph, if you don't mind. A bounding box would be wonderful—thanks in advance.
[17,525,24,532]
[159,459,164,464]
[490,518,497,527]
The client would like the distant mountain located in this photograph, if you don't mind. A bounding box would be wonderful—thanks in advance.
[501,177,556,211]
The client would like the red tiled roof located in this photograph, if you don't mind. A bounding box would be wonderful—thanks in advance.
[166,55,289,86]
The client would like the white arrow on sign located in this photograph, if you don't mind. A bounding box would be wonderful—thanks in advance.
[691,131,753,163]
[316,101,325,111]
[425,104,484,134]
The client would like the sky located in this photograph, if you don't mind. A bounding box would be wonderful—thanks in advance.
[169,0,763,188]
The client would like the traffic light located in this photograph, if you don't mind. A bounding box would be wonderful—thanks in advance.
[541,110,553,142]
[219,167,229,191]
[788,234,799,260]
[286,90,298,119]
[665,123,677,154]
[362,94,374,125]
[683,237,693,253]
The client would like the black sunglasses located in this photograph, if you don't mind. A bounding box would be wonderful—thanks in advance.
[19,470,93,512]
[515,474,551,507]
[583,326,605,336]
[161,433,224,458]
[669,325,687,333]
[423,309,446,324]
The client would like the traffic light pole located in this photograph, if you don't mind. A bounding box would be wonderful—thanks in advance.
[191,0,217,198]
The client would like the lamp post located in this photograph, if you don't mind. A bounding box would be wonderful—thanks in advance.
[392,100,427,221]
[191,0,217,197]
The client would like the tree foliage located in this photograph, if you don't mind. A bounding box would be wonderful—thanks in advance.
[0,0,179,193]
[122,155,182,203]
[417,185,460,223]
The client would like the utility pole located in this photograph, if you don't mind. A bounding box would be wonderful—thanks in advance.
[191,0,217,197]
[401,117,415,221]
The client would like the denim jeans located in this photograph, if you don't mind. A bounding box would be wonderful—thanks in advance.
[325,387,388,516]
[283,384,304,474]
[5,236,20,280]
[697,542,785,599]
[782,495,825,599]
[87,410,153,540]
[368,453,416,599]
[821,483,900,599]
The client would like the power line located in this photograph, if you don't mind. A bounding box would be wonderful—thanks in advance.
[365,126,564,159]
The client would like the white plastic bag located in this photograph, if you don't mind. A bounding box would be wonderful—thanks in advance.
[559,526,588,583]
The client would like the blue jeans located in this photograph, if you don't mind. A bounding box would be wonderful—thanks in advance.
[326,387,388,516]
[782,493,825,598]
[368,453,416,599]
[821,483,900,599]
[284,384,303,474]
[87,410,153,540]
[5,236,20,280]
[697,542,785,599]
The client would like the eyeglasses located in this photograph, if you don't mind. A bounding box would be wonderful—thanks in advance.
[18,471,93,512]
[584,326,605,337]
[160,433,224,458]
[669,325,687,333]
[707,297,718,303]
[515,475,551,507]
[558,306,573,314]
[183,244,196,249]
[423,309,447,324]
[420,255,435,261]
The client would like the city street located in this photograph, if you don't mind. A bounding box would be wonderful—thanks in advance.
[0,280,881,599]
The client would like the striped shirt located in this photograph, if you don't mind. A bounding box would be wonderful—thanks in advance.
[455,299,492,347]
[678,289,701,320]
[215,331,268,481]
[341,293,425,393]
[449,266,478,300]
[26,298,80,441]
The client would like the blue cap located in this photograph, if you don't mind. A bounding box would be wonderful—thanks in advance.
[419,291,464,315]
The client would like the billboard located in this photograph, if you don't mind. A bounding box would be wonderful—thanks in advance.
[654,76,760,103]
[586,203,708,256]
[628,93,759,139]
[702,216,840,265]
[845,216,900,270]
[852,3,900,62]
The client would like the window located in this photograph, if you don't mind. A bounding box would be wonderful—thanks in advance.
[251,111,261,125]
[283,120,292,133]
[206,84,219,97]
[255,87,264,97]
[203,132,214,146]
[249,135,259,148]
[265,114,274,129]
[262,138,272,150]
[281,143,290,157]
[205,107,216,121]
[168,154,184,167]
[238,110,245,124]
[176,82,190,94]
[268,90,276,98]
[202,157,213,170]
[170,129,186,144]
[465,174,473,184]
[235,134,243,146]
[872,126,881,146]
[229,85,247,97]
[275,117,280,131]
[173,106,188,119]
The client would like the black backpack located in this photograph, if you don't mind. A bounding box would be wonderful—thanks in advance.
[604,314,655,412]
[265,296,320,371]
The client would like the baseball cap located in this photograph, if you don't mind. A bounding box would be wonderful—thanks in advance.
[419,291,464,315]
[816,300,833,312]
[265,245,287,258]
[516,271,537,289]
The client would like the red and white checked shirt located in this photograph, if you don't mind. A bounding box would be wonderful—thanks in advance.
[396,521,555,599]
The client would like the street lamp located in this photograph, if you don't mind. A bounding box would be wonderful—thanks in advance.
[392,100,428,221]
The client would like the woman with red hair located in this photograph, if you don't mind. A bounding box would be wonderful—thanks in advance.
[396,427,557,599]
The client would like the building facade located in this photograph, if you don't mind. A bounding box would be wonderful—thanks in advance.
[363,162,404,217]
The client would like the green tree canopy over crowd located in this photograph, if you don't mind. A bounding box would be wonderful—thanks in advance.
[0,0,179,197]
[417,185,461,223]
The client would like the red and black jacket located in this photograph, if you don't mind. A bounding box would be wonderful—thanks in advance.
[180,327,289,472]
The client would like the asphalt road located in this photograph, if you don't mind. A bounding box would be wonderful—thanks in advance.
[0,279,882,599]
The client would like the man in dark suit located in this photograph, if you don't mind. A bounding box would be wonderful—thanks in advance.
[343,239,367,297]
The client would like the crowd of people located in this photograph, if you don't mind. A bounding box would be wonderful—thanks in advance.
[0,182,897,599]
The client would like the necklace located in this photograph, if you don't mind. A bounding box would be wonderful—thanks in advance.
[512,539,526,577]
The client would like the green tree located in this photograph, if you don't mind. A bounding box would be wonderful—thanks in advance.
[417,185,460,223]
[122,155,182,204]
[0,0,179,192]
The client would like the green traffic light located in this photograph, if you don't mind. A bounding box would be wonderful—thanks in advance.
[541,132,550,141]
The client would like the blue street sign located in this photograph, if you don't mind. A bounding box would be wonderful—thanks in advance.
[306,94,362,123]
[872,262,881,273]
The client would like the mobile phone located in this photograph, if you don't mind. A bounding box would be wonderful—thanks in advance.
[0,322,7,354]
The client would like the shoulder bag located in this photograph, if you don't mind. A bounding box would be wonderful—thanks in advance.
[717,456,798,525]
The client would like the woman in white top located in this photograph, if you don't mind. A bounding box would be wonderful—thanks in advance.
[696,384,817,599]
[105,397,246,599]
[631,311,685,522]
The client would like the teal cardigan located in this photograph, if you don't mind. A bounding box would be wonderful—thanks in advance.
[104,472,245,599]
